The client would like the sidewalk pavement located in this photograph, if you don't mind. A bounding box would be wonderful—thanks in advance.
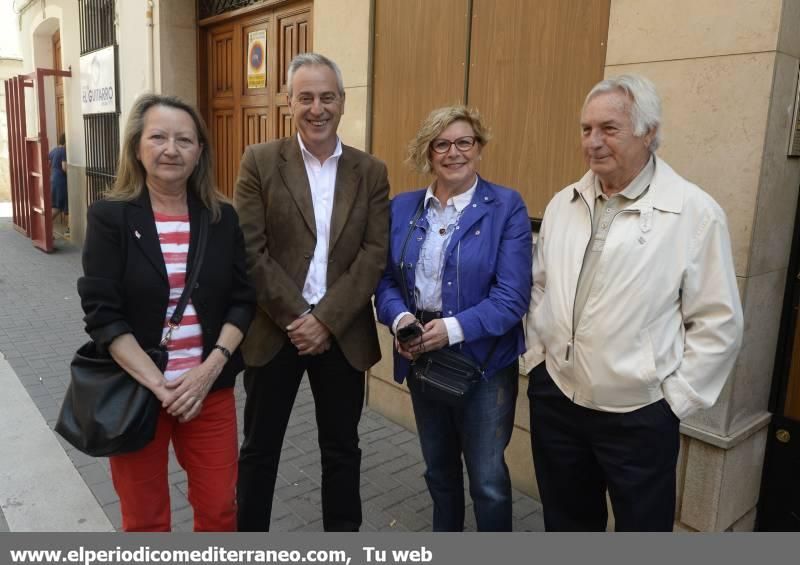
[0,217,544,532]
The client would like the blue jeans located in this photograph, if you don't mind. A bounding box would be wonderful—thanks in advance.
[408,360,518,531]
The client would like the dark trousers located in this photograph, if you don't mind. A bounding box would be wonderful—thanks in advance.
[527,362,680,532]
[408,361,518,531]
[237,341,365,531]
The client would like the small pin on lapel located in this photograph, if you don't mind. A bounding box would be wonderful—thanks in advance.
[134,230,141,239]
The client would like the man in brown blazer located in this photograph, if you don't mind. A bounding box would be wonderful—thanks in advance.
[233,52,389,532]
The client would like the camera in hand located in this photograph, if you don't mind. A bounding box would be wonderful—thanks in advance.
[397,323,422,343]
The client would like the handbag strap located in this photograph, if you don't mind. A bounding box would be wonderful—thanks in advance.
[160,208,209,346]
[398,197,427,311]
[399,197,500,375]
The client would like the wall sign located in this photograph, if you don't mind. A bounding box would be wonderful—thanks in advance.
[247,30,267,89]
[80,46,117,114]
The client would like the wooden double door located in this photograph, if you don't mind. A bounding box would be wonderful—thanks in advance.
[198,1,312,198]
[371,0,610,217]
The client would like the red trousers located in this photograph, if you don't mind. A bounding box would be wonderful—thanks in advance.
[109,388,238,532]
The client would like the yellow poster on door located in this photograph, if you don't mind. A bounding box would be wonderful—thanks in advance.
[247,30,266,89]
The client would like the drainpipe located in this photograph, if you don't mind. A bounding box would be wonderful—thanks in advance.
[145,0,155,91]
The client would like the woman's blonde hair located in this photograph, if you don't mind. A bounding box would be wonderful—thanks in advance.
[106,93,224,222]
[406,105,491,174]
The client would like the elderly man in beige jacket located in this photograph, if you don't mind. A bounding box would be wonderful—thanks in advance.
[524,75,743,531]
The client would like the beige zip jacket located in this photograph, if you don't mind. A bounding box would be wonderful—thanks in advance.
[523,156,743,419]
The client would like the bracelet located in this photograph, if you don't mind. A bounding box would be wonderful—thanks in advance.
[213,344,232,361]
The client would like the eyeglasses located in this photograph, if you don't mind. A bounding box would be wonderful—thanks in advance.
[430,136,477,154]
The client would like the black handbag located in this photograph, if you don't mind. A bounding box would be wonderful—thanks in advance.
[398,199,498,406]
[55,208,208,457]
[412,346,496,406]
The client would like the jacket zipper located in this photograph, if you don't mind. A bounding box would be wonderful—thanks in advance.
[456,240,462,314]
[418,373,465,397]
[569,193,593,362]
[456,240,462,351]
[567,201,641,362]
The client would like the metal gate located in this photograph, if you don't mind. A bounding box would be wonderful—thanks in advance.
[3,68,71,253]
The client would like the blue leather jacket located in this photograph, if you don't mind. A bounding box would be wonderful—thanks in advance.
[375,176,532,383]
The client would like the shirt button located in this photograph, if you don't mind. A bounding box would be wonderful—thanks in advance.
[304,253,311,259]
[475,230,480,236]
[448,310,453,315]
[484,196,489,201]
[601,223,607,229]
[472,203,477,208]
[606,208,613,214]
[447,281,452,286]
[455,226,460,230]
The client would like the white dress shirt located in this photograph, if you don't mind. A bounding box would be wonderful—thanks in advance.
[298,134,343,305]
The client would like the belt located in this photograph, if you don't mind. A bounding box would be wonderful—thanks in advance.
[416,311,442,324]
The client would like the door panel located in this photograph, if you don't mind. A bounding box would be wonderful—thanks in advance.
[278,106,293,139]
[212,110,235,197]
[275,7,313,139]
[468,0,609,217]
[243,107,270,146]
[210,28,235,99]
[241,18,270,96]
[277,10,312,90]
[371,0,469,196]
[26,137,53,252]
[240,17,271,171]
[759,194,800,531]
[784,307,800,420]
[759,415,800,530]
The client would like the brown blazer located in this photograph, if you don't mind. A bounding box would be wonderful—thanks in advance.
[233,136,390,371]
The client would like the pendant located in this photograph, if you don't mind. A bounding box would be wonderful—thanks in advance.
[439,227,446,236]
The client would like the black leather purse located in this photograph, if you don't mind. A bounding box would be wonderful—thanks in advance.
[55,208,208,457]
[412,346,496,406]
[398,199,497,406]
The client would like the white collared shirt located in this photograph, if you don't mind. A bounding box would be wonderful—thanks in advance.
[392,177,477,345]
[298,134,343,305]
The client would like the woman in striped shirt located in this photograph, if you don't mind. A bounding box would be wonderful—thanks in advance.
[79,94,255,531]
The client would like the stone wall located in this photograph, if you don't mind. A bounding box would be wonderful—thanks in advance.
[604,0,800,531]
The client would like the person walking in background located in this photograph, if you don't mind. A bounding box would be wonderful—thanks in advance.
[78,94,255,531]
[234,52,390,532]
[375,106,532,531]
[48,133,68,235]
[524,75,743,531]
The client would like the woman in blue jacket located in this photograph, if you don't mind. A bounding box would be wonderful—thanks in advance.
[375,106,532,531]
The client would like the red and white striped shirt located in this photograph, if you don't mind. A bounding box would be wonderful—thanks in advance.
[155,212,203,381]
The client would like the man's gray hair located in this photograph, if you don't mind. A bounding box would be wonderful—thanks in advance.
[287,52,345,97]
[584,74,662,151]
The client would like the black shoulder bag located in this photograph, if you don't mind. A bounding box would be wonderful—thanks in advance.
[398,199,498,406]
[56,208,209,457]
